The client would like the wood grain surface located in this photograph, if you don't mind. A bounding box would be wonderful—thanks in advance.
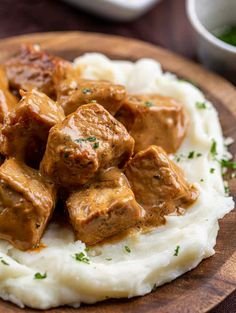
[0,31,235,313]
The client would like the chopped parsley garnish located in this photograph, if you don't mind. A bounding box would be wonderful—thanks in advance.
[85,247,90,253]
[87,137,97,142]
[124,245,131,253]
[0,258,9,266]
[74,252,90,264]
[82,88,92,95]
[75,137,97,143]
[220,159,236,169]
[224,185,230,194]
[196,102,207,109]
[210,139,217,158]
[93,142,99,149]
[34,272,47,279]
[174,245,180,256]
[196,153,202,157]
[144,101,153,108]
[210,168,215,174]
[200,178,204,182]
[174,154,185,162]
[217,26,236,47]
[188,151,195,159]
[105,258,112,261]
[152,283,158,292]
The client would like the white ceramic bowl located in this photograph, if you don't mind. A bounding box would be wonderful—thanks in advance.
[187,0,236,82]
[62,0,162,21]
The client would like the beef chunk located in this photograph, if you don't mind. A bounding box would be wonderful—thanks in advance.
[1,89,65,167]
[5,44,72,98]
[116,94,188,154]
[0,158,56,250]
[66,168,141,245]
[40,103,134,187]
[57,77,126,116]
[125,145,198,226]
[0,66,18,124]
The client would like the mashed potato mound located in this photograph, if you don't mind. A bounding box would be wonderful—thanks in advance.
[0,53,234,309]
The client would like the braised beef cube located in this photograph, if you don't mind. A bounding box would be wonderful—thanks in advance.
[40,103,134,187]
[1,89,65,167]
[116,94,188,154]
[57,77,126,116]
[125,145,198,226]
[66,168,141,245]
[0,66,18,124]
[5,44,72,98]
[0,158,56,250]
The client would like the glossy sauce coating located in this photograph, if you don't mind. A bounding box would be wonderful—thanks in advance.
[116,94,188,154]
[5,44,72,98]
[57,77,126,116]
[40,103,134,187]
[125,145,198,227]
[0,158,56,250]
[67,168,141,245]
[0,47,199,250]
[1,89,65,167]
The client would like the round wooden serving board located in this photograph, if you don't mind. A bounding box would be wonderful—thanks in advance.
[0,31,235,313]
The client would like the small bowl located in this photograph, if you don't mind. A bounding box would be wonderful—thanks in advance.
[187,0,236,83]
[62,0,162,22]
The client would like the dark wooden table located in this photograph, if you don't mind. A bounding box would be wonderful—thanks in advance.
[0,0,235,312]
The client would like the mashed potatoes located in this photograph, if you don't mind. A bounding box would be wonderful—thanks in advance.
[0,54,234,309]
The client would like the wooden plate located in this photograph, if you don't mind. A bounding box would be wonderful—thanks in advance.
[0,31,235,313]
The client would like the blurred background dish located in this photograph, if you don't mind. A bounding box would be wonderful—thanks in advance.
[61,0,163,21]
[187,0,236,83]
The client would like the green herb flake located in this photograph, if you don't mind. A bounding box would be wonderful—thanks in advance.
[210,139,217,158]
[86,137,96,142]
[0,258,9,266]
[82,88,92,95]
[105,258,112,261]
[74,252,90,264]
[210,168,215,174]
[34,272,47,279]
[93,142,99,149]
[224,185,230,194]
[144,101,153,108]
[220,159,236,170]
[188,151,195,159]
[85,247,90,253]
[196,102,207,109]
[200,178,204,182]
[196,153,202,157]
[124,245,131,253]
[152,283,158,292]
[174,245,180,256]
[75,137,96,143]
[217,26,236,47]
[174,154,184,163]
